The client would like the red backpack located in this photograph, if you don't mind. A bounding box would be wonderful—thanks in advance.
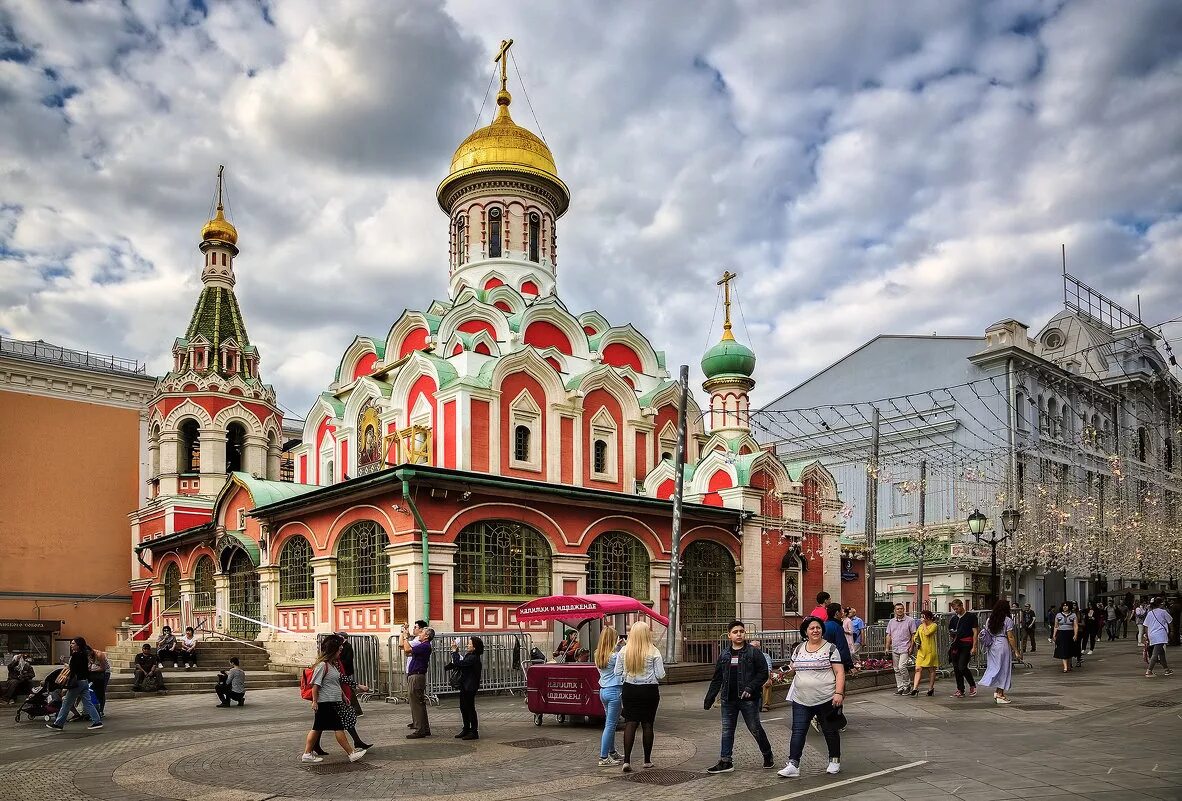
[300,667,315,701]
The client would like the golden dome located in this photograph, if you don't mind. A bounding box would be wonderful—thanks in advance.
[201,206,238,246]
[438,89,570,214]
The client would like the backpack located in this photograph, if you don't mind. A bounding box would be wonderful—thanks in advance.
[300,667,315,701]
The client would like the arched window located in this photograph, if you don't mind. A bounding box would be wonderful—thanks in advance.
[179,419,200,473]
[782,552,802,615]
[1137,427,1148,462]
[593,439,608,474]
[226,422,246,473]
[588,532,650,598]
[488,207,502,258]
[513,424,531,463]
[528,212,540,262]
[455,520,551,596]
[455,214,468,264]
[336,520,389,597]
[325,460,335,484]
[162,562,181,609]
[681,540,735,622]
[1047,398,1059,439]
[278,535,314,602]
[193,556,215,609]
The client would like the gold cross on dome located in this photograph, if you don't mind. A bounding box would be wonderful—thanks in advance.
[495,38,514,93]
[717,270,737,341]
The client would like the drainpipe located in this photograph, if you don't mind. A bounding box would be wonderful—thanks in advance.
[401,476,431,621]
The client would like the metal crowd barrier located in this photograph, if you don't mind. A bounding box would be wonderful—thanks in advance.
[316,633,384,699]
[387,632,533,705]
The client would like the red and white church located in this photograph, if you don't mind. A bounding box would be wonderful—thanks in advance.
[130,49,858,663]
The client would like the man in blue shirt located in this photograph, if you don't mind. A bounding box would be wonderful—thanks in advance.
[847,608,865,664]
[823,604,854,670]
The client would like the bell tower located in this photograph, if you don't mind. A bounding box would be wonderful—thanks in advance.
[701,271,757,437]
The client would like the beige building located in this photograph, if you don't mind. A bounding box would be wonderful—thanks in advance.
[0,337,156,661]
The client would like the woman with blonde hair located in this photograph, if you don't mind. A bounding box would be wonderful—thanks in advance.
[593,624,625,766]
[613,620,666,773]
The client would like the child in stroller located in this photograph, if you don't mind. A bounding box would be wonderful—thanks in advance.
[15,668,63,723]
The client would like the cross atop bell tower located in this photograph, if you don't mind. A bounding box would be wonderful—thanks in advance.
[494,38,514,94]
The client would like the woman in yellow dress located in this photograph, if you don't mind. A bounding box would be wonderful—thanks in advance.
[909,609,939,696]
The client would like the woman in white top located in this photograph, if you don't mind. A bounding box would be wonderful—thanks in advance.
[778,616,844,779]
[1051,603,1079,673]
[180,627,198,669]
[613,621,666,774]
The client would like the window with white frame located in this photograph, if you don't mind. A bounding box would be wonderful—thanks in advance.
[319,439,335,486]
[589,408,618,481]
[658,422,677,463]
[782,553,802,614]
[235,508,246,530]
[508,390,542,471]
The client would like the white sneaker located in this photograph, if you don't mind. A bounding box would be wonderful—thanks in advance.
[778,762,800,778]
[1087,650,1093,655]
[173,663,179,668]
[827,761,841,775]
[348,748,367,762]
[301,753,323,763]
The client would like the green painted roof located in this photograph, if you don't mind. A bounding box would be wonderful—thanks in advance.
[424,313,443,334]
[701,336,756,379]
[874,537,952,568]
[219,530,261,567]
[637,380,678,407]
[229,471,320,507]
[422,352,460,389]
[782,458,818,482]
[184,286,251,373]
[733,452,759,486]
[319,392,345,417]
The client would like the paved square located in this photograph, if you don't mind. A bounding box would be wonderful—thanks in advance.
[1,642,1179,801]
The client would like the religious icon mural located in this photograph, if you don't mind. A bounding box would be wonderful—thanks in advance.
[356,400,382,475]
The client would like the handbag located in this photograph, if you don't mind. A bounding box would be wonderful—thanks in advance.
[447,669,463,691]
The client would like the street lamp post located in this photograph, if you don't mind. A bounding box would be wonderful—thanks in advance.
[968,508,1021,607]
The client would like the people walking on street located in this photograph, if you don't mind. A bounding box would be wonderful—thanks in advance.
[1019,604,1037,654]
[301,636,367,763]
[749,639,774,711]
[1105,602,1119,641]
[885,604,917,694]
[215,657,247,707]
[1052,602,1078,673]
[614,620,666,774]
[1073,603,1086,666]
[809,592,831,621]
[47,637,102,731]
[444,636,483,740]
[909,610,939,696]
[400,623,433,738]
[1145,597,1173,677]
[88,645,111,716]
[593,625,625,766]
[978,600,1020,704]
[948,599,978,698]
[848,608,865,665]
[335,631,364,718]
[1135,601,1149,645]
[1083,605,1099,653]
[777,616,844,779]
[703,621,775,774]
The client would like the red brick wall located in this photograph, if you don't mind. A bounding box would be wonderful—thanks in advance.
[499,372,547,479]
[471,400,489,471]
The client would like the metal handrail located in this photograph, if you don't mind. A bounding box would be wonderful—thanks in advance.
[127,601,181,640]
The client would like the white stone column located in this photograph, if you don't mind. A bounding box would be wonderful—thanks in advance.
[551,554,590,597]
[243,433,268,477]
[267,443,282,481]
[213,572,230,632]
[158,433,180,496]
[178,578,196,629]
[199,428,226,493]
[257,565,280,640]
[719,486,763,622]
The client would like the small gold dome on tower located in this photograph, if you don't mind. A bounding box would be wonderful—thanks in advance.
[201,206,238,246]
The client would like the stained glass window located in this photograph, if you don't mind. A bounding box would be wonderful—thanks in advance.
[193,557,215,609]
[455,520,551,596]
[279,535,314,602]
[588,532,649,599]
[336,521,390,597]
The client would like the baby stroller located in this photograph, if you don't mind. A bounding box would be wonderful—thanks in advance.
[15,684,59,723]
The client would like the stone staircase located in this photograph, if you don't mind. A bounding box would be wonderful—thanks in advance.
[101,638,300,700]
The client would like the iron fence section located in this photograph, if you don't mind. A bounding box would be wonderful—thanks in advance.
[386,632,532,704]
[318,633,383,698]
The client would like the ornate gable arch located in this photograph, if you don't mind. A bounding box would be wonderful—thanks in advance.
[163,398,214,429]
[642,458,678,496]
[443,328,500,358]
[485,285,527,315]
[384,310,435,361]
[335,336,384,384]
[689,449,738,495]
[211,401,267,436]
[341,376,389,427]
[799,461,839,501]
[519,298,590,359]
[575,366,644,421]
[578,310,611,338]
[595,323,661,375]
[388,351,447,413]
[747,451,792,493]
[437,296,512,346]
[301,395,343,444]
[490,347,568,403]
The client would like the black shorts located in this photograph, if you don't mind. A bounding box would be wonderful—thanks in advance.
[312,700,344,731]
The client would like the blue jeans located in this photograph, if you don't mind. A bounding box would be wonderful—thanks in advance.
[599,685,622,757]
[789,701,839,763]
[53,680,100,726]
[720,698,773,761]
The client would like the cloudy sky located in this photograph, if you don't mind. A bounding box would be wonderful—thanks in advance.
[2,0,1180,419]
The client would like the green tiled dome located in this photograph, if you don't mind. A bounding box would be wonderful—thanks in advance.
[701,337,756,379]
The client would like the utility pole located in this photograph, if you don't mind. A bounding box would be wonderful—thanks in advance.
[912,460,928,616]
[665,364,690,664]
[864,407,880,620]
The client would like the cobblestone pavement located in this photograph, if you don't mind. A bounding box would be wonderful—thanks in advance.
[1,639,1179,801]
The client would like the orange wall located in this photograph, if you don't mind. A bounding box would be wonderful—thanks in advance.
[0,390,141,646]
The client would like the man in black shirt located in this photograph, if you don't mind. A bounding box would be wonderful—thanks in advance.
[132,643,167,692]
[1019,604,1037,653]
[948,599,977,698]
[703,621,774,774]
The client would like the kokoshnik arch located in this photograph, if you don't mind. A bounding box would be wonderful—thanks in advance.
[129,42,855,665]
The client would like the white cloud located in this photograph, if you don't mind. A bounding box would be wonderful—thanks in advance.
[0,0,1179,420]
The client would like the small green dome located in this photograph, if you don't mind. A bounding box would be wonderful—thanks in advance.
[701,336,756,379]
